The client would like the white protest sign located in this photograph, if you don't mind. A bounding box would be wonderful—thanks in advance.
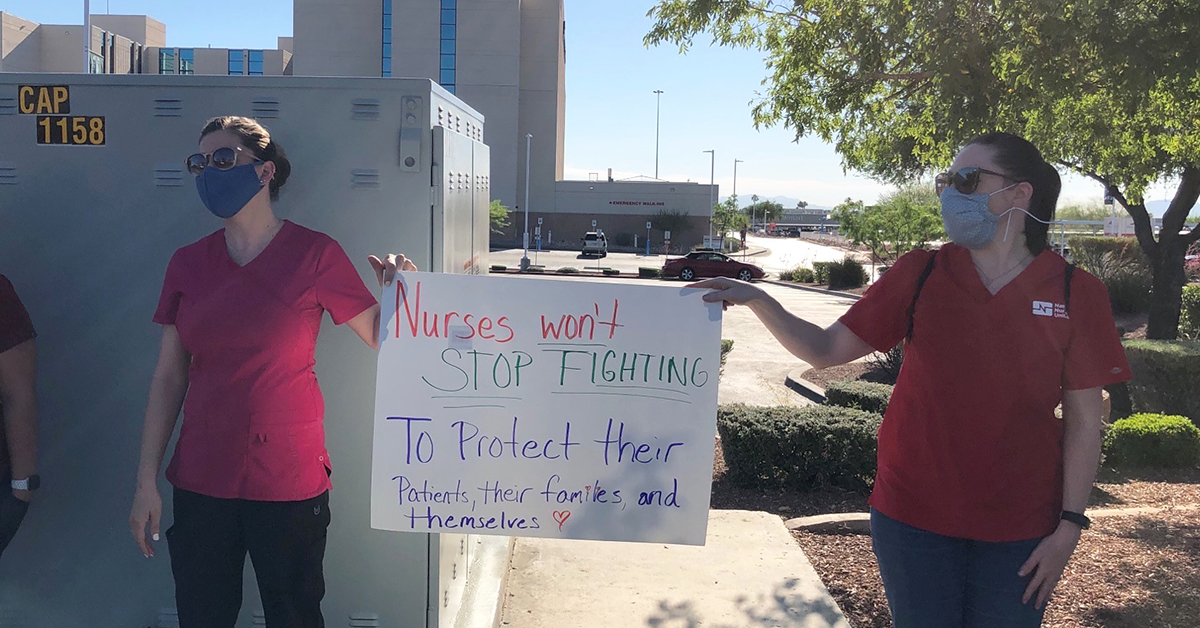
[371,273,722,545]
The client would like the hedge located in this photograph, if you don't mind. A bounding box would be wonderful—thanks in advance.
[1103,414,1200,468]
[1123,340,1200,426]
[826,380,894,414]
[603,269,620,276]
[1066,236,1151,314]
[812,261,832,284]
[489,265,507,272]
[717,404,883,492]
[639,267,661,279]
[720,339,734,365]
[1180,284,1200,341]
[780,267,815,283]
[828,257,869,290]
[557,267,580,274]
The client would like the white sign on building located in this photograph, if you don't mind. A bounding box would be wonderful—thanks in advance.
[371,274,723,545]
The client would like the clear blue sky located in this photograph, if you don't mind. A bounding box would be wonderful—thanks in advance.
[8,0,1183,209]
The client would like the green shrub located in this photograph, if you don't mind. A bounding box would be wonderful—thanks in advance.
[717,404,883,492]
[612,232,635,247]
[1067,236,1152,314]
[1103,414,1200,468]
[602,268,620,276]
[720,339,734,365]
[1180,284,1200,341]
[825,380,894,414]
[489,265,507,272]
[828,257,869,290]
[1123,340,1200,425]
[526,265,545,274]
[812,261,833,284]
[783,267,815,283]
[639,267,661,278]
[557,267,580,274]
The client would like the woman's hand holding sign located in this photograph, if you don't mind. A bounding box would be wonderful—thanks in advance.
[687,277,767,311]
[369,253,419,287]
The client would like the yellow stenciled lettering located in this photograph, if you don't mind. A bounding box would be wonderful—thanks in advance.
[19,86,35,114]
[52,86,69,112]
[37,88,53,114]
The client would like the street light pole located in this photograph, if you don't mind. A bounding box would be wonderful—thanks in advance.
[83,0,91,72]
[733,157,744,227]
[521,133,533,270]
[654,90,664,179]
[703,149,715,244]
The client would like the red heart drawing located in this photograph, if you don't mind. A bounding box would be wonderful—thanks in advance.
[585,485,592,491]
[552,510,571,531]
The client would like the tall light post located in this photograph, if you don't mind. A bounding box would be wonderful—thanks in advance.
[654,90,664,179]
[521,133,533,270]
[83,0,92,72]
[733,158,744,227]
[703,149,715,243]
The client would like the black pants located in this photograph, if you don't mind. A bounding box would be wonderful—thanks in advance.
[167,487,331,628]
[0,474,29,559]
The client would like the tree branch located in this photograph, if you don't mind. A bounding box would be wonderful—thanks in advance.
[1057,161,1158,256]
[1160,165,1200,240]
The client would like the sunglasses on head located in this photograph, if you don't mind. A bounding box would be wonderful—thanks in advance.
[935,166,1020,195]
[185,145,260,175]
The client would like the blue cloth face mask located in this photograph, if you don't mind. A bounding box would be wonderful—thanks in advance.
[940,184,1022,249]
[195,163,265,219]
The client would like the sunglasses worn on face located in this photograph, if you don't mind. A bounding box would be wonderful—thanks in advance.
[186,146,260,175]
[935,166,1020,195]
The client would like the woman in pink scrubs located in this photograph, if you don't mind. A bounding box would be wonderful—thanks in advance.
[128,116,413,627]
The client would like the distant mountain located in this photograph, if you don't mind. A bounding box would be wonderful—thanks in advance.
[719,194,831,210]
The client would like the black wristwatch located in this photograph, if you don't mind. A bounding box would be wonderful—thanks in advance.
[1061,510,1090,530]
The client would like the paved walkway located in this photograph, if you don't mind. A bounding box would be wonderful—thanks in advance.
[719,282,856,408]
[500,510,850,628]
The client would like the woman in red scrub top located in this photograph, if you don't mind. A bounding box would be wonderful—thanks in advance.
[695,133,1130,628]
[128,116,414,628]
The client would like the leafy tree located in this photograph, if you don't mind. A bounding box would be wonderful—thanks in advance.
[646,0,1200,338]
[489,200,510,235]
[653,208,691,238]
[797,200,809,210]
[832,184,945,264]
[1056,203,1113,222]
[713,197,749,238]
[743,199,785,223]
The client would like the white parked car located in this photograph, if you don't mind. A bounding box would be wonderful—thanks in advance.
[581,231,608,257]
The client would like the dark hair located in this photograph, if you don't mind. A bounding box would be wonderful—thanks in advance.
[967,132,1061,255]
[199,116,292,201]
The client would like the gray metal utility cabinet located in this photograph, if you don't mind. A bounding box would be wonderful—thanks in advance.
[0,74,493,628]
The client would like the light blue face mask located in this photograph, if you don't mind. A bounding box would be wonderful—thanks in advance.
[195,162,265,220]
[940,185,1050,249]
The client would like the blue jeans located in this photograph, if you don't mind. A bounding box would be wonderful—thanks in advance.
[870,509,1047,628]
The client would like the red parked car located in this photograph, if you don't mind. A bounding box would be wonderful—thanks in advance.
[662,250,766,282]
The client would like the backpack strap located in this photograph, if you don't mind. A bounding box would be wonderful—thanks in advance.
[906,250,939,342]
[1064,263,1076,314]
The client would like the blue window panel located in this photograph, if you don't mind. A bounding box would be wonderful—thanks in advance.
[439,69,455,85]
[383,0,392,13]
[445,84,455,94]
[441,0,455,8]
[249,50,264,63]
[179,49,194,75]
[440,39,455,55]
[383,43,392,58]
[383,28,392,44]
[441,9,456,25]
[228,49,244,75]
[383,13,391,27]
[441,24,456,39]
[440,54,455,70]
[159,49,175,74]
[382,58,392,76]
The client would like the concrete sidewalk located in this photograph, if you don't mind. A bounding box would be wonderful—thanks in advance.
[499,510,850,628]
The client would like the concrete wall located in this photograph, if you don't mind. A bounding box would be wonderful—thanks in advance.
[0,12,42,73]
[91,15,166,48]
[37,25,85,73]
[278,36,293,53]
[517,0,564,222]
[143,47,288,76]
[496,180,717,251]
[294,0,382,77]
[457,1,521,210]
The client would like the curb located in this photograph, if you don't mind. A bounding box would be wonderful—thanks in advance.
[785,369,827,404]
[786,503,1200,534]
[763,279,863,300]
